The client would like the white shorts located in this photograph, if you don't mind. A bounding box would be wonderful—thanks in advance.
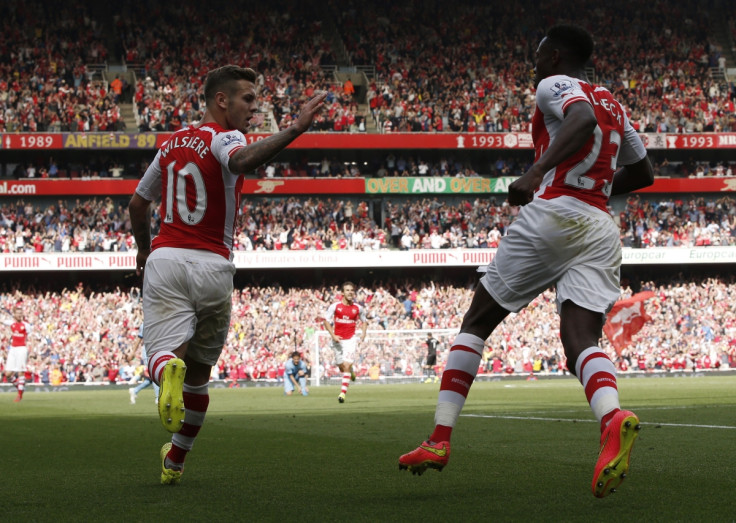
[143,247,235,366]
[332,337,358,365]
[482,196,621,317]
[5,346,28,372]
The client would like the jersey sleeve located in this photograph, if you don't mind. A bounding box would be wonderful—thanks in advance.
[323,303,337,322]
[536,75,590,120]
[210,130,247,169]
[616,112,647,166]
[135,150,162,201]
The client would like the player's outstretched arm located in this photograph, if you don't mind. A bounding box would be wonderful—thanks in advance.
[229,91,328,174]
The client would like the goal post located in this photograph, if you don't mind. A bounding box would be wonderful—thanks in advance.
[310,328,458,387]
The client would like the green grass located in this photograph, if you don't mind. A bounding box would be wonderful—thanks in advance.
[1,375,735,522]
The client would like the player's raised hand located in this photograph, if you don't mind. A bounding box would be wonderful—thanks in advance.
[293,91,328,133]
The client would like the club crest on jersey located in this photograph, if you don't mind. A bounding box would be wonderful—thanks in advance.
[549,80,573,97]
[221,133,244,147]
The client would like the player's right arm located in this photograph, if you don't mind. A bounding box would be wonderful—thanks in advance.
[285,362,297,384]
[129,192,154,276]
[322,303,338,342]
[509,102,597,206]
[227,91,327,174]
[129,152,162,275]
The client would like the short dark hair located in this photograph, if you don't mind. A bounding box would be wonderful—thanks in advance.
[291,351,301,358]
[546,25,594,66]
[343,281,356,290]
[203,65,257,104]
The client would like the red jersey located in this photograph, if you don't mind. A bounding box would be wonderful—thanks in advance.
[532,75,646,213]
[9,321,30,347]
[135,123,247,259]
[324,301,366,340]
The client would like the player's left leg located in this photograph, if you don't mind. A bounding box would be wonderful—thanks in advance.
[284,376,296,395]
[161,360,211,485]
[338,361,352,403]
[298,375,308,396]
[400,284,508,474]
[560,301,641,498]
[14,374,25,402]
[335,339,356,403]
[150,351,187,432]
[10,371,25,402]
[6,349,27,402]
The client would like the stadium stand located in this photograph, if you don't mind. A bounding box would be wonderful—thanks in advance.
[1,276,734,386]
[1,193,734,254]
[1,0,735,387]
[1,0,733,134]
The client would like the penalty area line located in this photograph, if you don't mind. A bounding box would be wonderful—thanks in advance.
[461,413,736,430]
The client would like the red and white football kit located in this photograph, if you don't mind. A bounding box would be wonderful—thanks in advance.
[5,319,31,372]
[324,301,366,365]
[482,74,646,316]
[426,73,645,495]
[135,124,246,365]
[142,124,246,260]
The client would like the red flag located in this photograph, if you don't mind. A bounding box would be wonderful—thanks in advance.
[603,291,655,354]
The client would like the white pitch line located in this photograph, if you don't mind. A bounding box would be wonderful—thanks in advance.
[461,414,736,430]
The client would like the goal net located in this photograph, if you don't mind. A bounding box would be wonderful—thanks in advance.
[309,328,458,386]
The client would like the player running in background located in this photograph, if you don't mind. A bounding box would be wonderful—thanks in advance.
[3,305,32,402]
[129,64,326,485]
[423,332,439,383]
[321,281,367,403]
[399,25,654,498]
[128,322,160,404]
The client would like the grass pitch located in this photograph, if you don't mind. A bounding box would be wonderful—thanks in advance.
[1,375,734,522]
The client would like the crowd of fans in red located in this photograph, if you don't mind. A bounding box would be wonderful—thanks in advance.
[1,1,735,391]
[343,0,736,133]
[0,2,121,133]
[1,0,734,134]
[1,193,734,256]
[1,275,734,389]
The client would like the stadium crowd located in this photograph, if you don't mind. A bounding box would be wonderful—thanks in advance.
[110,0,362,133]
[1,0,734,134]
[1,0,735,392]
[343,0,736,134]
[1,275,734,389]
[0,1,124,133]
[1,192,735,255]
